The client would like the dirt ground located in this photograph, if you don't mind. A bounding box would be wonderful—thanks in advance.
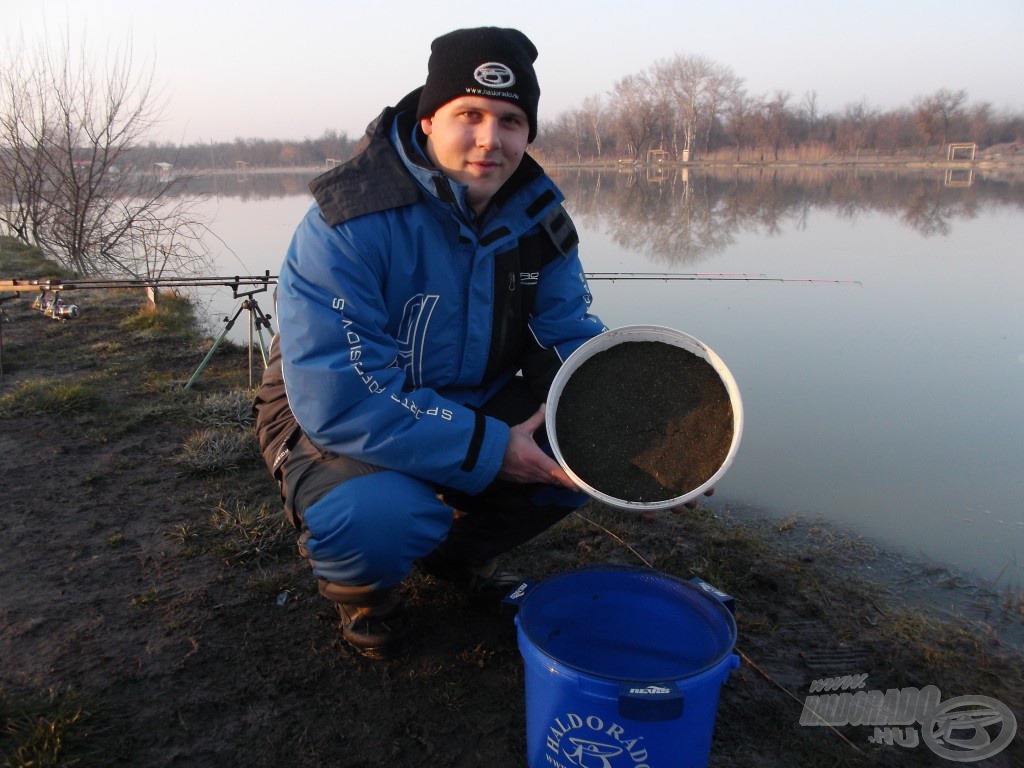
[0,277,1021,768]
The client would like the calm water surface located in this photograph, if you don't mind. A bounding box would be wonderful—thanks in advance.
[192,168,1024,583]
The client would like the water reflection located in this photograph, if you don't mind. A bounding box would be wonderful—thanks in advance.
[549,165,1024,265]
[183,169,319,201]
[188,165,1024,264]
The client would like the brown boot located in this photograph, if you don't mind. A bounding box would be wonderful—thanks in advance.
[417,550,524,607]
[318,580,412,659]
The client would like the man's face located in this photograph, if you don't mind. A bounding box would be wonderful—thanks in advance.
[420,96,530,215]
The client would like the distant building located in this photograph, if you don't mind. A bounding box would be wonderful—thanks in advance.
[153,162,173,182]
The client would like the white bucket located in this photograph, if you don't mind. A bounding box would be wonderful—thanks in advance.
[546,325,744,511]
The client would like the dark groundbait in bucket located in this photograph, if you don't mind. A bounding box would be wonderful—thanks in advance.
[553,340,735,505]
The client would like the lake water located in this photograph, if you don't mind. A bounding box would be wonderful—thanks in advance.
[188,166,1024,584]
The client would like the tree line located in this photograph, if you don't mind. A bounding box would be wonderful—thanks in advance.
[536,54,1023,164]
[141,130,358,172]
[147,54,1024,170]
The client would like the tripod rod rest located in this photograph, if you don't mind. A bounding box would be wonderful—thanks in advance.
[241,297,272,328]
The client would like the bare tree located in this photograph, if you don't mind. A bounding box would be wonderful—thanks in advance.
[554,109,587,163]
[722,90,760,161]
[654,54,741,160]
[801,91,820,127]
[0,26,210,279]
[0,40,54,245]
[608,73,661,162]
[966,102,994,146]
[580,95,605,159]
[836,100,878,157]
[756,91,793,161]
[127,198,211,282]
[699,63,743,157]
[913,88,967,154]
[795,90,821,144]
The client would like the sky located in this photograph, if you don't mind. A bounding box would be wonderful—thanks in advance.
[6,0,1024,145]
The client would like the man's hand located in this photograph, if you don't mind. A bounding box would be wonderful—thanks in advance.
[498,404,578,490]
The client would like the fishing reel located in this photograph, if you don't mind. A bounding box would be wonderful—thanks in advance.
[32,290,80,320]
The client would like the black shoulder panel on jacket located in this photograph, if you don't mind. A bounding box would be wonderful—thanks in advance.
[308,89,424,228]
[540,204,580,257]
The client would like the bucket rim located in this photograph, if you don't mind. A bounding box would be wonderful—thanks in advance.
[546,325,744,511]
[517,565,738,683]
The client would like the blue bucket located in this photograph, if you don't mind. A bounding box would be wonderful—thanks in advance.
[516,566,739,768]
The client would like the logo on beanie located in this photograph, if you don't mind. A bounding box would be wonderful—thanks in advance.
[474,62,516,89]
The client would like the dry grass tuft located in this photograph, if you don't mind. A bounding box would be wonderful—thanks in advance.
[207,499,292,566]
[189,388,256,428]
[177,427,257,474]
[0,378,102,418]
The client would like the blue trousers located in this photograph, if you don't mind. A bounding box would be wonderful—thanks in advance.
[280,378,588,590]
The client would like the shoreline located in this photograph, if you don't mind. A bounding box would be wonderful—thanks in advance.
[169,153,1024,176]
[697,499,1023,648]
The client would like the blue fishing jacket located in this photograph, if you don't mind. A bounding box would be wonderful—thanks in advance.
[276,89,604,496]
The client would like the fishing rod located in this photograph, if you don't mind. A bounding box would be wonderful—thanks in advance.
[1,271,860,294]
[0,269,856,381]
[0,272,277,293]
[1,272,277,330]
[585,272,861,285]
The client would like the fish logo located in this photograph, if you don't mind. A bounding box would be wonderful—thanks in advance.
[565,737,623,768]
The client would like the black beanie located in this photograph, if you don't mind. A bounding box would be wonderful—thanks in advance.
[416,27,540,142]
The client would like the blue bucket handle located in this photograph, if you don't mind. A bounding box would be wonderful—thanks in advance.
[502,578,535,616]
[618,682,685,721]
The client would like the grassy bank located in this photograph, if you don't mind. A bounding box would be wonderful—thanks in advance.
[1,238,1020,767]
